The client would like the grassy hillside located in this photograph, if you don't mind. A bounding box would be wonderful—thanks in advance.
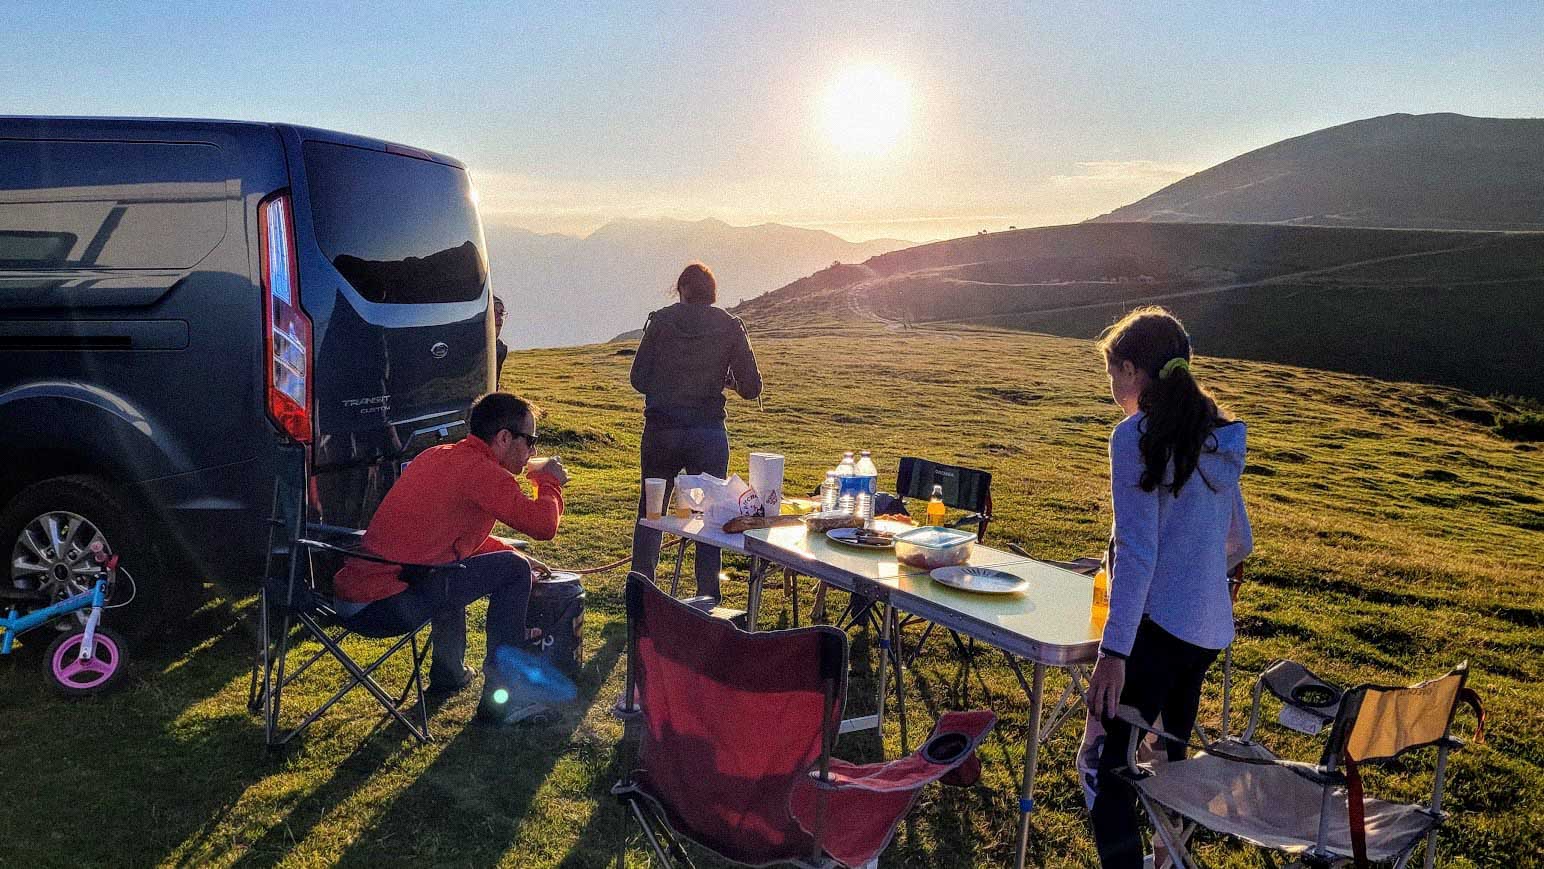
[1091,113,1544,231]
[732,223,1544,401]
[1,328,1539,867]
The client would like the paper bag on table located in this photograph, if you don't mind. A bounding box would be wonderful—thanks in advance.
[674,473,760,525]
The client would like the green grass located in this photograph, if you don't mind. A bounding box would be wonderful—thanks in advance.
[1,326,1539,867]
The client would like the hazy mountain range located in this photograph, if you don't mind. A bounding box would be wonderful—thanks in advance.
[485,217,910,348]
[1090,112,1544,230]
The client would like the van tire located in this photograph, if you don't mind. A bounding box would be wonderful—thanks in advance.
[0,474,183,643]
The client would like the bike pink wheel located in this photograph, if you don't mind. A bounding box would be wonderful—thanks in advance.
[47,629,125,695]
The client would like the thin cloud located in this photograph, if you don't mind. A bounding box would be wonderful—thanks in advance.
[1049,160,1199,186]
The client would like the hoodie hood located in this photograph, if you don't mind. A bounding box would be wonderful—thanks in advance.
[1203,420,1248,486]
[1116,413,1248,488]
[648,302,742,339]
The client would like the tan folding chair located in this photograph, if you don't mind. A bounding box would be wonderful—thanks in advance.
[1116,662,1484,868]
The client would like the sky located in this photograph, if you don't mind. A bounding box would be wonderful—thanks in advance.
[6,1,1541,242]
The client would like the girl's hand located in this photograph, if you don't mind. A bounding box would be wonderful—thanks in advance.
[1088,654,1127,721]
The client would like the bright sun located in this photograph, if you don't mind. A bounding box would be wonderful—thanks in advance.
[822,65,911,156]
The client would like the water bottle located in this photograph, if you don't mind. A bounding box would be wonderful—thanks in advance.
[835,452,857,514]
[819,471,840,512]
[854,450,878,526]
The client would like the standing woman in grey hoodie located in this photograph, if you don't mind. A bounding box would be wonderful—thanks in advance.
[629,263,763,599]
[1082,306,1252,868]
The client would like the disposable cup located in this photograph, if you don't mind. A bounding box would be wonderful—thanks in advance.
[644,478,667,520]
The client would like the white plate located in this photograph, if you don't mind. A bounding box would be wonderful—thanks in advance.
[929,565,1029,594]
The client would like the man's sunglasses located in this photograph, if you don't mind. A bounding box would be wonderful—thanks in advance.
[503,428,539,448]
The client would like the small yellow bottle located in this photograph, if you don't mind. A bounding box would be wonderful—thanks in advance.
[926,483,946,526]
[1089,566,1111,632]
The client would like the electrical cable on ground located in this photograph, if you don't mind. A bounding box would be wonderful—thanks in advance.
[533,537,686,578]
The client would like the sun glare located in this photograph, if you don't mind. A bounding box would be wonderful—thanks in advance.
[822,65,911,156]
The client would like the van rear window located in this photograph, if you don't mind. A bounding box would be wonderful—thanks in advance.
[303,142,487,304]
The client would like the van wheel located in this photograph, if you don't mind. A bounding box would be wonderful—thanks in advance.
[0,475,176,642]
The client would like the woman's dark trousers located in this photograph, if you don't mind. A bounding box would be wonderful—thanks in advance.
[629,423,730,598]
[1091,618,1219,868]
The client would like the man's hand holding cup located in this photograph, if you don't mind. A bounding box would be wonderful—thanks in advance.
[527,455,569,487]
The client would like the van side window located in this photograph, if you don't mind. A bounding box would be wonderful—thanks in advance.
[302,141,487,304]
[0,140,226,270]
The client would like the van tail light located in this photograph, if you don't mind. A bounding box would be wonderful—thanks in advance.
[259,193,313,443]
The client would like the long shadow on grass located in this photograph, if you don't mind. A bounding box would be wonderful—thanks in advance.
[0,593,274,866]
[883,626,1090,867]
[325,624,628,867]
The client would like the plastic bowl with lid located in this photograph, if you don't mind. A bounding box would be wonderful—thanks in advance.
[894,525,976,569]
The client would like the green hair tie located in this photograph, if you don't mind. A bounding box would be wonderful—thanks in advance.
[1158,357,1191,379]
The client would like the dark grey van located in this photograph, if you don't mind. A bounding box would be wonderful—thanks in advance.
[0,117,496,633]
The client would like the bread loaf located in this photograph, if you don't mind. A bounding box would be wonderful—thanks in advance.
[722,514,804,534]
[803,511,863,533]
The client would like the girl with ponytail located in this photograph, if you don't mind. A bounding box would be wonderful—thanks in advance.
[1082,307,1253,868]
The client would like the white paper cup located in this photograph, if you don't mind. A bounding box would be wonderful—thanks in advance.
[643,478,667,520]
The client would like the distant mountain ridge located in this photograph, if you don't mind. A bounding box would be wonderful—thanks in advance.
[1090,113,1544,230]
[485,217,910,348]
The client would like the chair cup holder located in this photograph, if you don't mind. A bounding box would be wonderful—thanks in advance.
[1290,683,1341,710]
[922,731,970,765]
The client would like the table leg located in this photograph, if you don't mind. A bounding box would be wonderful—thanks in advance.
[1014,663,1046,869]
[789,569,800,628]
[892,606,910,758]
[873,601,892,746]
[746,556,764,632]
[667,537,689,597]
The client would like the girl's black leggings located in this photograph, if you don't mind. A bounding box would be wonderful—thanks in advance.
[1092,618,1219,868]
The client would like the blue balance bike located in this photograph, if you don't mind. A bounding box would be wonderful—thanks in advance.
[1,541,129,695]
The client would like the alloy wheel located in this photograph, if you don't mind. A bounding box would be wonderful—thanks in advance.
[10,510,109,623]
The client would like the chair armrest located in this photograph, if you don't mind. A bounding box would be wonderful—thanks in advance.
[492,534,531,551]
[1114,704,1342,785]
[946,513,986,531]
[294,538,465,573]
[1259,659,1343,721]
[1039,556,1102,576]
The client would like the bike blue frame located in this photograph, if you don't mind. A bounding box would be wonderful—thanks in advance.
[0,579,108,655]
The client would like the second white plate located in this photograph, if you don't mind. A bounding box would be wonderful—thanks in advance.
[929,565,1029,594]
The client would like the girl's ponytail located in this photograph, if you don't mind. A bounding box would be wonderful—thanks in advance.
[1097,307,1228,495]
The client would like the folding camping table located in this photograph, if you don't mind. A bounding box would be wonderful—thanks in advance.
[637,515,818,622]
[742,524,1101,869]
[636,515,748,596]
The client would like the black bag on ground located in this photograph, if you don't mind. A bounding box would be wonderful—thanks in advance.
[524,572,585,675]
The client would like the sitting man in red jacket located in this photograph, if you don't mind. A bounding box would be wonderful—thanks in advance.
[333,391,568,724]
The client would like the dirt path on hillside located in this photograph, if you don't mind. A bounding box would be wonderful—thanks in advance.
[894,237,1505,329]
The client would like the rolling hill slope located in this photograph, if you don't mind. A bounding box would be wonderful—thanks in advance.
[730,222,1544,400]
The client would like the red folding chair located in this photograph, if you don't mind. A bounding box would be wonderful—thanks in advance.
[613,573,994,867]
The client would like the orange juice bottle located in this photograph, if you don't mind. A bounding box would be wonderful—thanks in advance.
[1090,566,1111,632]
[926,484,946,526]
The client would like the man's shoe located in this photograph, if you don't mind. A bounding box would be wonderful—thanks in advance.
[475,681,560,726]
[426,665,478,697]
[475,691,554,726]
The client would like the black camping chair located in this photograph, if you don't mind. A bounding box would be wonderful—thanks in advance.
[248,451,459,748]
[894,457,994,542]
